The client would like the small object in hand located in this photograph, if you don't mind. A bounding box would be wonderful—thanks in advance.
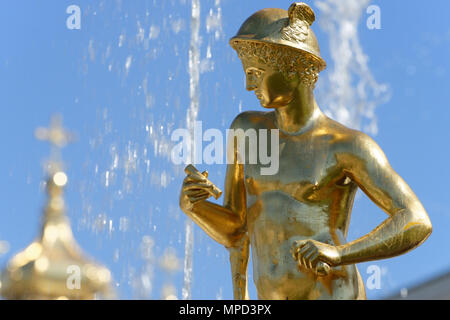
[184,164,223,200]
[316,261,330,277]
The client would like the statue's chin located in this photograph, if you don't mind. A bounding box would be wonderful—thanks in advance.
[259,100,273,109]
[259,96,294,109]
[260,102,282,109]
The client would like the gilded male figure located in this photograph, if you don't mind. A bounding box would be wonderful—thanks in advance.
[179,2,432,299]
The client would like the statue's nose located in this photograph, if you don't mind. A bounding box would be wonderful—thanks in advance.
[246,75,257,91]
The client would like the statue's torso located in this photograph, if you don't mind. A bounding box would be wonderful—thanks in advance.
[234,111,366,299]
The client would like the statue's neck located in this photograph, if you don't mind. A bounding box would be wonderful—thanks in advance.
[274,86,321,134]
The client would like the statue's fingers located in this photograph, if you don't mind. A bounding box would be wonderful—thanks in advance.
[201,170,209,179]
[186,182,219,199]
[187,192,211,203]
[304,250,318,270]
[291,241,307,261]
[184,174,207,184]
[301,255,308,269]
[184,182,213,191]
[291,240,307,252]
[185,189,210,197]
[190,194,210,203]
[290,245,298,259]
[291,247,300,260]
[296,257,304,269]
[299,243,311,252]
[298,243,312,257]
[302,252,315,270]
[300,249,311,268]
[307,252,320,270]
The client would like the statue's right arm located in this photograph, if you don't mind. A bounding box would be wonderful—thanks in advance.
[179,114,250,298]
[178,147,249,298]
[179,186,245,248]
[179,115,248,248]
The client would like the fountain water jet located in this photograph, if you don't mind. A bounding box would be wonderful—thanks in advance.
[315,0,390,135]
[182,0,201,301]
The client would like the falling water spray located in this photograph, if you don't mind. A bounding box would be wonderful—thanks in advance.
[183,0,201,301]
[315,0,390,134]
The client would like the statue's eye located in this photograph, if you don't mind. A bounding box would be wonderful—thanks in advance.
[246,69,263,79]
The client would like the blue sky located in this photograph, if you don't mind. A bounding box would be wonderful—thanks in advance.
[0,0,449,300]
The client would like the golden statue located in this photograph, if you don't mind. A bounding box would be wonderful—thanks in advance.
[0,116,114,300]
[180,2,432,299]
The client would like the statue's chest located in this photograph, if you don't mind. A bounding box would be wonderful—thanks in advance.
[243,137,337,201]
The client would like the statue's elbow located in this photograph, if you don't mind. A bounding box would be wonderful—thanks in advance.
[418,208,432,239]
[410,213,432,245]
[422,217,432,240]
[416,221,432,248]
[400,208,432,248]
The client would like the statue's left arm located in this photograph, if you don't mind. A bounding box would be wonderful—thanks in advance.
[292,132,432,269]
[335,133,432,265]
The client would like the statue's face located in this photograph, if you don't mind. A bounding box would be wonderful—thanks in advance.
[241,58,298,108]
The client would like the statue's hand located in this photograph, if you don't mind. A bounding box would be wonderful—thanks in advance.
[179,169,214,212]
[290,239,341,276]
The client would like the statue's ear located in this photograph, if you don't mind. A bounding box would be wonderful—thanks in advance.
[288,2,315,26]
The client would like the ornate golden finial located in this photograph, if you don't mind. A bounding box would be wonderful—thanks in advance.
[35,115,75,174]
[0,116,114,300]
[35,115,74,148]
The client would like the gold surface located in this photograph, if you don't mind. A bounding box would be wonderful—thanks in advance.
[180,2,432,300]
[230,2,326,72]
[0,117,114,300]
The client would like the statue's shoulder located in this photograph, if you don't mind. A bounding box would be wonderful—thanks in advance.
[321,116,385,160]
[229,111,273,130]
